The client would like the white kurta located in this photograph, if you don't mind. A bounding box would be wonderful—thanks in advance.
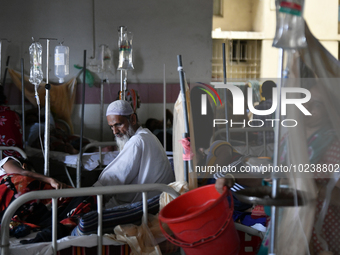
[93,127,174,208]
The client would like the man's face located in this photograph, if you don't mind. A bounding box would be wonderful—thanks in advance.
[107,115,130,138]
[107,114,135,150]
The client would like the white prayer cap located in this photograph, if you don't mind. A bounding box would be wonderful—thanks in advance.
[106,100,134,116]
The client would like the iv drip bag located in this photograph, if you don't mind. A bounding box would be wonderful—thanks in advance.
[88,45,114,76]
[117,26,134,70]
[54,43,69,83]
[99,44,114,73]
[29,40,43,86]
[272,0,307,49]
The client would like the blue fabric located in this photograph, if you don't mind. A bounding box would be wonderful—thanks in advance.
[241,214,266,227]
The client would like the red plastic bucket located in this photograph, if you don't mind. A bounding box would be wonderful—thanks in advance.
[159,184,240,255]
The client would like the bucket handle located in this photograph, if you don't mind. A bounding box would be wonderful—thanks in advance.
[159,188,234,248]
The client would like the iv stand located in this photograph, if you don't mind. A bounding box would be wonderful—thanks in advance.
[40,38,57,177]
[269,48,285,255]
[222,43,230,142]
[119,26,125,100]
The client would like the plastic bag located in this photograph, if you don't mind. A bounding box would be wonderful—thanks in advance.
[272,0,307,49]
[114,219,162,255]
[159,181,188,211]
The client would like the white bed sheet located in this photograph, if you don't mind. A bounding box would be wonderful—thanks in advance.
[25,146,119,171]
[9,232,123,255]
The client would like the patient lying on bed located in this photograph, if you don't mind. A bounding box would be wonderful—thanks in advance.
[93,100,175,208]
[0,156,98,242]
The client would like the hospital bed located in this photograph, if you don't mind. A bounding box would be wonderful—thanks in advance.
[0,183,180,255]
[0,145,262,254]
[0,146,27,160]
[24,141,118,188]
[212,127,275,157]
[0,181,264,255]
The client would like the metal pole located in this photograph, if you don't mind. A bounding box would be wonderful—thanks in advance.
[120,70,124,99]
[44,39,51,177]
[142,192,148,225]
[163,64,167,151]
[0,39,10,85]
[123,70,127,100]
[38,38,56,177]
[97,194,103,255]
[100,78,104,142]
[0,41,2,83]
[99,78,104,168]
[177,55,191,182]
[52,197,58,255]
[119,26,125,100]
[269,48,284,255]
[222,43,229,142]
[3,56,10,88]
[91,0,96,59]
[77,50,87,188]
[21,59,26,149]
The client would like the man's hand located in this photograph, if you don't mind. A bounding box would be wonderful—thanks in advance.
[215,176,234,194]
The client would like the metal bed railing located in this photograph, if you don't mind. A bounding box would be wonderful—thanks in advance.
[62,141,117,188]
[212,127,274,157]
[0,146,27,160]
[0,183,180,255]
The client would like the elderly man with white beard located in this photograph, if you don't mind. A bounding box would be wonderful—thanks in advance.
[93,100,175,208]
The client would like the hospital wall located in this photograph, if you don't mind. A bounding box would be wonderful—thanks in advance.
[213,0,340,79]
[1,0,213,141]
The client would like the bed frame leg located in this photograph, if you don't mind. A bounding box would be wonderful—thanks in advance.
[97,194,103,255]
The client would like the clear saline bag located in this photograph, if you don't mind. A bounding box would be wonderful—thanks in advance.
[117,26,134,70]
[29,40,43,86]
[272,0,307,49]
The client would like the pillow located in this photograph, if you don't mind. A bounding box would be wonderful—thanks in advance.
[71,195,160,236]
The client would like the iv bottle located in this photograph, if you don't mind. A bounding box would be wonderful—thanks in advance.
[272,0,306,49]
[117,26,134,70]
[29,41,43,86]
[54,43,69,83]
[102,45,114,74]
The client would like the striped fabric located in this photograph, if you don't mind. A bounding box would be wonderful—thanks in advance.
[57,244,131,255]
[230,182,245,193]
[71,195,160,236]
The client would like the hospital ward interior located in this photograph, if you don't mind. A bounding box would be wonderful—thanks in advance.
[0,0,340,254]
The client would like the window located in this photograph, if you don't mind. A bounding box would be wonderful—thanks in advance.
[213,0,223,17]
[232,40,248,63]
[211,39,261,80]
